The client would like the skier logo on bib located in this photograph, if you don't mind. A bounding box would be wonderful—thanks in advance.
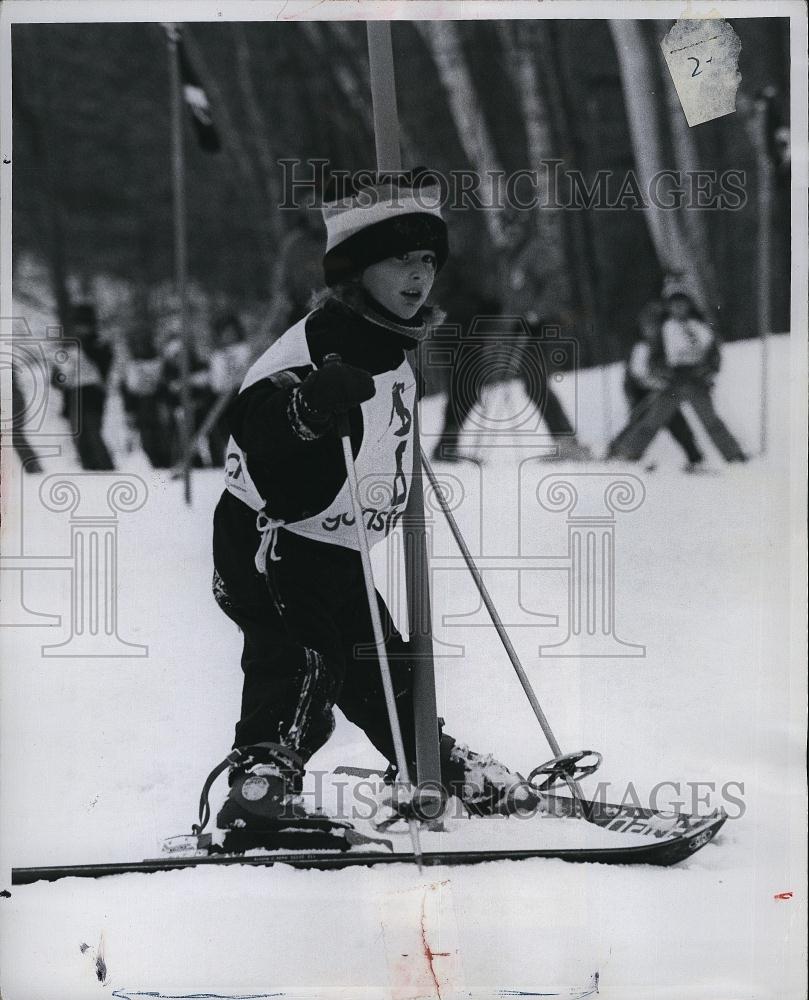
[225,451,246,491]
[389,381,412,507]
[388,380,412,437]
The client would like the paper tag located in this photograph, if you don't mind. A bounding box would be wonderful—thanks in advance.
[661,18,741,126]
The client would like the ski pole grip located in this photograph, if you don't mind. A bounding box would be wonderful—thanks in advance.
[320,353,351,438]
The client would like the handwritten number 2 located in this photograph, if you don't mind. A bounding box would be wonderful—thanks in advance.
[688,55,713,78]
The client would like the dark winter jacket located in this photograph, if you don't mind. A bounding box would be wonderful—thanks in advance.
[213,297,422,596]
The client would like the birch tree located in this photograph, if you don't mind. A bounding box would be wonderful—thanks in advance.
[231,23,285,248]
[653,20,720,307]
[15,32,73,329]
[608,19,708,309]
[495,20,572,318]
[532,21,602,339]
[415,20,509,250]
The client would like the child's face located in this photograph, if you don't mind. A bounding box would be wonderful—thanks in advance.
[361,250,437,319]
[667,296,691,320]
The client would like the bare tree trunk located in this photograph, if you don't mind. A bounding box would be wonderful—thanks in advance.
[20,34,72,330]
[530,20,614,432]
[652,20,720,312]
[300,22,376,163]
[538,22,602,343]
[231,24,285,248]
[495,21,571,308]
[608,20,708,308]
[415,20,508,249]
[36,109,72,331]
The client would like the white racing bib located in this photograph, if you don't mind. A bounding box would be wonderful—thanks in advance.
[224,316,416,552]
[661,319,714,367]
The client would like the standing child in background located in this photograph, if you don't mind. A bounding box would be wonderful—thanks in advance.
[610,299,705,471]
[162,335,216,467]
[609,283,747,466]
[122,327,174,468]
[53,303,115,470]
[210,170,541,831]
[10,359,43,472]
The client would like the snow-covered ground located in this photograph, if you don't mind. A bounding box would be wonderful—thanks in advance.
[1,335,805,999]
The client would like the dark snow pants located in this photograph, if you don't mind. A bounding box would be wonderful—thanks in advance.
[439,373,574,438]
[213,529,421,772]
[12,377,43,472]
[65,387,115,470]
[134,397,174,469]
[610,373,746,463]
[622,384,703,464]
[433,337,575,458]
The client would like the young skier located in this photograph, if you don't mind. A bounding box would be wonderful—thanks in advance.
[211,170,539,830]
[54,303,115,470]
[609,283,747,465]
[610,299,705,471]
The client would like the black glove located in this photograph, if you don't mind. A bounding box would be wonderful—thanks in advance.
[297,361,375,425]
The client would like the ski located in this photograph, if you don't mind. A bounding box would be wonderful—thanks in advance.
[10,798,726,885]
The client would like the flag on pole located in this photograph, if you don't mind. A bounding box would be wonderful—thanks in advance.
[163,23,221,153]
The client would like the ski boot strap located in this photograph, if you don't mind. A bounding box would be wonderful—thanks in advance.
[193,742,305,835]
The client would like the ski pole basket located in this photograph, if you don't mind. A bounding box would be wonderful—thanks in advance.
[527,750,603,791]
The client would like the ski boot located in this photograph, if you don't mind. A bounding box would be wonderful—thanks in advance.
[215,742,306,830]
[440,735,546,817]
[550,437,593,463]
[178,743,394,856]
[373,735,546,826]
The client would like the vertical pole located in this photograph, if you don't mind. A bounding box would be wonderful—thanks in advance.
[168,26,192,504]
[366,22,442,788]
[367,22,402,173]
[754,97,773,457]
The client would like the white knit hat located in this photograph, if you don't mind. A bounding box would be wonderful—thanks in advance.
[321,169,449,286]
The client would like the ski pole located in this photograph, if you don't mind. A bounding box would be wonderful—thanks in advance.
[171,386,236,478]
[326,356,424,868]
[420,450,589,809]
